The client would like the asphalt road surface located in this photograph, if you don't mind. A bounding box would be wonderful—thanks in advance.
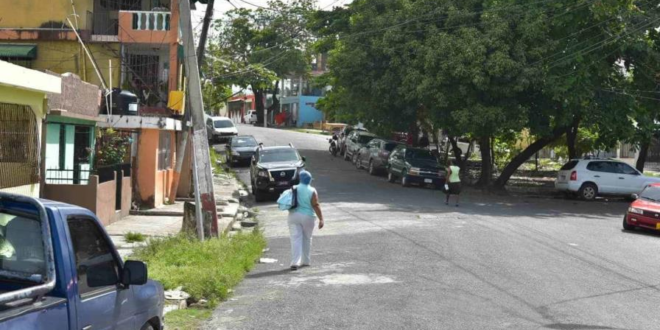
[206,125,660,330]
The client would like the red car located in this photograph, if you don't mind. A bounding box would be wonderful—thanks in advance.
[623,183,660,231]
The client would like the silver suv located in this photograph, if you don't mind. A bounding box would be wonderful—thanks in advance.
[555,159,660,200]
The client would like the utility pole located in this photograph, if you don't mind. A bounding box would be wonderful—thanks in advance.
[197,0,215,69]
[179,0,220,236]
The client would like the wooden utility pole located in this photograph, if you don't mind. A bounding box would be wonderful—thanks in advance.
[179,0,219,236]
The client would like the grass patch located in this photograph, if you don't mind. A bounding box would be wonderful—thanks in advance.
[163,307,213,330]
[124,232,146,243]
[209,148,227,175]
[132,230,266,307]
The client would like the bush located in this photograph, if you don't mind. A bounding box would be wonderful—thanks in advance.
[124,232,146,243]
[131,231,266,307]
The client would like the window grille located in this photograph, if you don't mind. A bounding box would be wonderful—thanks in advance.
[158,131,172,170]
[0,103,39,189]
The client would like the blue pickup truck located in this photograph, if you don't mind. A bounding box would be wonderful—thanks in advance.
[0,193,164,330]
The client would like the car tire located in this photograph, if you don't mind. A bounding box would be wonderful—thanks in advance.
[368,160,376,176]
[251,181,256,195]
[622,216,635,231]
[140,322,154,330]
[387,171,396,183]
[578,183,598,201]
[401,170,410,187]
[255,189,266,202]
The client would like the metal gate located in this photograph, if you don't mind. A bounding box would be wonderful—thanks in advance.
[0,103,39,189]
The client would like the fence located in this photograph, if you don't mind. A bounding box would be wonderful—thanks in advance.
[129,11,170,31]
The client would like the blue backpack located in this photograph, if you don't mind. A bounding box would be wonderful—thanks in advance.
[277,187,298,210]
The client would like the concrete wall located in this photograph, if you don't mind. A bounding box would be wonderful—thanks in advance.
[95,177,116,226]
[297,96,324,127]
[136,129,175,208]
[0,0,94,30]
[121,174,131,218]
[47,73,101,117]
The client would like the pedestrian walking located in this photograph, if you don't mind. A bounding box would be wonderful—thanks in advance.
[445,161,462,207]
[288,170,324,271]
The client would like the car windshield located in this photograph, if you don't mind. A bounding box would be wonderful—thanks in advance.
[640,186,660,202]
[0,211,46,281]
[214,120,234,128]
[232,137,257,147]
[260,149,299,163]
[358,135,375,144]
[405,149,437,161]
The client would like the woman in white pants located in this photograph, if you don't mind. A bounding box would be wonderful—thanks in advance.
[288,170,324,271]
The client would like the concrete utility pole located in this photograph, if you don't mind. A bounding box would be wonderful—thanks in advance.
[179,0,220,236]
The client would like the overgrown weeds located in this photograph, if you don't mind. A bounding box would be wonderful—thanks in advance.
[124,232,146,243]
[131,230,266,307]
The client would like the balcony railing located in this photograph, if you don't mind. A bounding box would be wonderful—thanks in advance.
[130,11,170,31]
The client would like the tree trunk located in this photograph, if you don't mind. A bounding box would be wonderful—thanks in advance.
[448,136,465,169]
[477,136,492,187]
[267,80,280,113]
[566,118,580,159]
[493,130,566,188]
[636,138,651,172]
[253,87,265,126]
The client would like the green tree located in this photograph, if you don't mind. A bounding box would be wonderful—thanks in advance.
[206,0,314,125]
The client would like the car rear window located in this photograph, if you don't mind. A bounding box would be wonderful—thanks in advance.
[358,135,375,144]
[214,120,234,128]
[560,161,579,171]
[384,143,398,151]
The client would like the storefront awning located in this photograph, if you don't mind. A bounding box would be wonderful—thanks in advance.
[0,44,37,59]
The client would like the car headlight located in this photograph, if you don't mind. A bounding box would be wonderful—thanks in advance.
[628,207,643,214]
[409,167,421,176]
[257,169,269,178]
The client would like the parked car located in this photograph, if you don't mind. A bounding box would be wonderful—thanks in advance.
[338,125,368,156]
[623,183,660,231]
[344,130,378,161]
[355,139,401,175]
[0,193,164,330]
[244,110,257,124]
[206,116,238,143]
[386,145,447,188]
[226,135,258,166]
[250,144,306,202]
[555,158,660,200]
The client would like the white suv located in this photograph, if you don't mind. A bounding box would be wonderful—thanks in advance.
[244,110,257,124]
[555,159,660,200]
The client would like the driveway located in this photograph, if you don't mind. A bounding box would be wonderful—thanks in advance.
[206,125,660,330]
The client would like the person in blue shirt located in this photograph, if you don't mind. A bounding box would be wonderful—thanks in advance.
[288,170,324,271]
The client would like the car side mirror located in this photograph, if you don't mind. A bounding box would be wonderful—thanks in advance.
[631,194,639,200]
[121,260,148,287]
[302,156,307,162]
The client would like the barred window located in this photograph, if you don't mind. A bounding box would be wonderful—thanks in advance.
[0,103,39,189]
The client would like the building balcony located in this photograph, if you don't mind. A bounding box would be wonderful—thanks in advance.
[118,10,172,44]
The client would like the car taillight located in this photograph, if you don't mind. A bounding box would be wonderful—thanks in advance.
[570,171,577,181]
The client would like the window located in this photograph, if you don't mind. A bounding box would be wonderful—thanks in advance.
[560,161,579,171]
[67,217,119,295]
[259,149,299,163]
[0,103,39,189]
[384,142,398,152]
[358,135,375,144]
[0,211,46,279]
[158,131,173,170]
[614,163,639,175]
[214,120,234,128]
[586,161,617,173]
[231,137,258,147]
[367,140,379,148]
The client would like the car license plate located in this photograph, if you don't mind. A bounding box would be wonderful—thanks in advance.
[424,179,433,184]
[656,223,660,230]
[277,181,289,186]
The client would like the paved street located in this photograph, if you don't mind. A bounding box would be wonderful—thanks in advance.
[206,125,660,330]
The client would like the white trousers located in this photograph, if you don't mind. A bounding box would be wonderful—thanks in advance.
[288,212,316,266]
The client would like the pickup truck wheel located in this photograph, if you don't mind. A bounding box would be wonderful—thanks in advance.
[622,216,636,231]
[387,172,396,183]
[255,189,266,202]
[368,161,376,176]
[578,183,598,201]
[140,323,154,330]
[401,171,411,187]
